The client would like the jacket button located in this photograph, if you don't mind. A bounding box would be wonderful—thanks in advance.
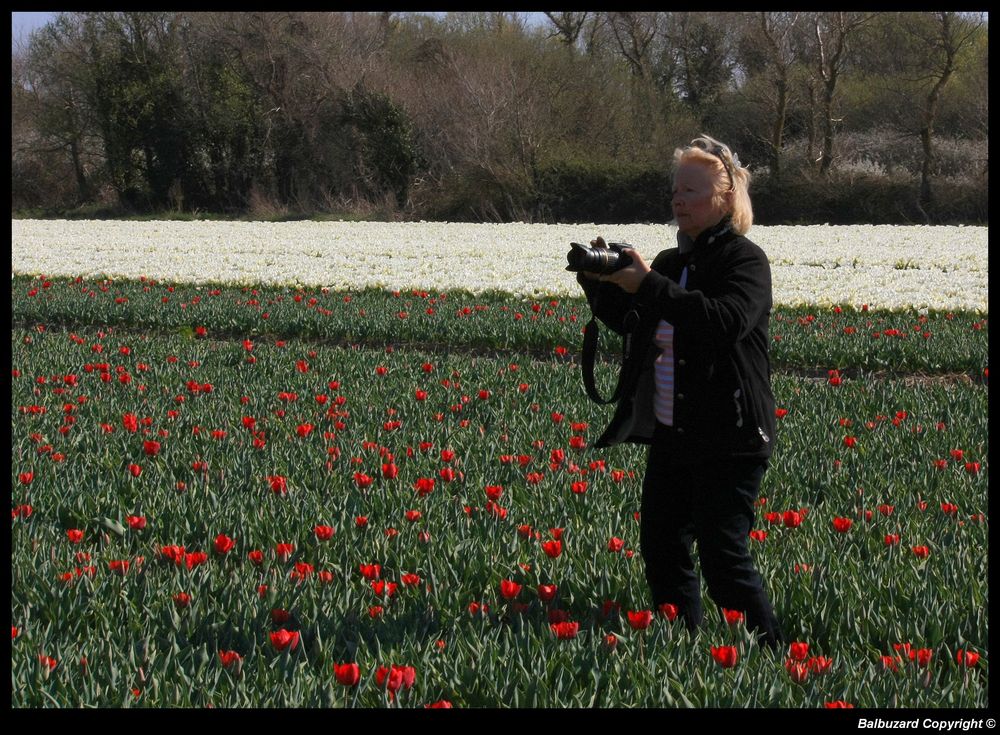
[676,427,684,434]
[676,393,684,401]
[689,264,696,272]
[678,359,686,367]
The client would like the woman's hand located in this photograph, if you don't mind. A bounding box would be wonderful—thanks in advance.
[600,247,652,294]
[577,237,608,281]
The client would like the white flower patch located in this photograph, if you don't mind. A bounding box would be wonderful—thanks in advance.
[11,220,988,311]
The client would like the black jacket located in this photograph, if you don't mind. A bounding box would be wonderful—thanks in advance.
[579,218,776,462]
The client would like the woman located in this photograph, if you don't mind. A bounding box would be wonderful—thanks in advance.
[577,134,782,648]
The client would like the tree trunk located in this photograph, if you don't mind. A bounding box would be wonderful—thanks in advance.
[69,138,89,204]
[919,125,934,215]
[819,76,836,175]
[805,80,816,168]
[770,75,788,179]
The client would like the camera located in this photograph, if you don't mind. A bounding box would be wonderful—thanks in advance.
[565,241,635,275]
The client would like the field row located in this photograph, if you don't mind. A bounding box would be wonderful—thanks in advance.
[11,324,988,707]
[11,220,989,310]
[11,276,990,375]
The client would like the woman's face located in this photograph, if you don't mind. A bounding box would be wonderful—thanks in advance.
[671,161,731,239]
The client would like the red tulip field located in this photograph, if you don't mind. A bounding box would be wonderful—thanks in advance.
[10,274,988,708]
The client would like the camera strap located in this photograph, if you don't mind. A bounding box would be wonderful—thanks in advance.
[581,293,641,405]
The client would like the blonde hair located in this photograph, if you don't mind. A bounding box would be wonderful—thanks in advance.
[673,134,753,235]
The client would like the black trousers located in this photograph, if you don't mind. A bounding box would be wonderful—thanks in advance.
[640,423,783,648]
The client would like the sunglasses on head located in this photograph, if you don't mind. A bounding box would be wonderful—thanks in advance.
[687,137,739,191]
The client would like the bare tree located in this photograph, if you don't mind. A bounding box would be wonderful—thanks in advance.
[755,12,800,179]
[607,12,661,79]
[907,12,985,212]
[810,12,874,175]
[543,12,590,50]
[16,13,104,205]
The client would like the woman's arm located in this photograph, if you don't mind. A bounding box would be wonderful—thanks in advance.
[633,241,772,349]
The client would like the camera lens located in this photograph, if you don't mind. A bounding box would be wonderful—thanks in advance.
[566,242,620,274]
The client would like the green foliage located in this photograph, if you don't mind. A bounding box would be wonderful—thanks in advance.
[9,301,989,707]
[752,168,987,226]
[341,86,423,208]
[11,275,990,376]
[10,11,989,224]
[535,156,673,224]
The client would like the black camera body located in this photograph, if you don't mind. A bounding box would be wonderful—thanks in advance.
[565,241,635,275]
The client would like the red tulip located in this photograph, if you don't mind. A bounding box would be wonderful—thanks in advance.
[414,477,435,496]
[957,649,980,667]
[808,656,833,674]
[783,510,802,528]
[542,539,562,558]
[627,610,653,630]
[213,534,235,554]
[658,603,679,621]
[376,664,416,698]
[270,629,300,652]
[550,621,579,639]
[173,592,191,608]
[218,650,242,669]
[537,584,558,603]
[66,528,84,544]
[722,609,744,626]
[912,545,930,559]
[126,515,147,530]
[607,537,625,553]
[788,642,809,661]
[711,645,739,668]
[143,440,161,456]
[425,700,453,708]
[785,659,809,684]
[334,662,360,687]
[912,648,933,668]
[832,517,853,533]
[314,525,335,541]
[499,579,521,600]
